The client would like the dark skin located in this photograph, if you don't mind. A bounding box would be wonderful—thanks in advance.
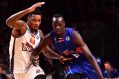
[6,2,63,63]
[36,17,104,79]
[6,2,45,37]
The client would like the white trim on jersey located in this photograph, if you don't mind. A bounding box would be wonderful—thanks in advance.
[9,26,41,73]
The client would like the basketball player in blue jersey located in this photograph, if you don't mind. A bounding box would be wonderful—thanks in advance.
[31,14,104,79]
[6,2,64,79]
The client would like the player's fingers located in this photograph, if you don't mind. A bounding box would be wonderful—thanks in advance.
[32,60,38,66]
[59,60,64,64]
[63,58,72,61]
[37,2,45,7]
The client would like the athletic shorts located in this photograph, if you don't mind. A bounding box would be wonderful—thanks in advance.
[14,65,45,79]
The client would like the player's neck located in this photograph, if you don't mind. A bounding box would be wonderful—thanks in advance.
[56,28,66,38]
[29,28,38,35]
[56,34,64,38]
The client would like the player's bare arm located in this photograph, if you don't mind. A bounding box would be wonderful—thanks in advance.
[39,29,45,41]
[31,33,71,62]
[42,46,62,59]
[39,33,52,51]
[73,30,104,79]
[30,33,50,59]
[39,30,61,59]
[41,34,72,60]
[6,2,45,32]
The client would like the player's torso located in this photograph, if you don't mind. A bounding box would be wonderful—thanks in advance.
[51,28,87,64]
[51,28,80,58]
[9,27,41,73]
[51,28,96,77]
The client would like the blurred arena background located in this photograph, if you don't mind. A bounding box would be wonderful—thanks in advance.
[0,0,119,77]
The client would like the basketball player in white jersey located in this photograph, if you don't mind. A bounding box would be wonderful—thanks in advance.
[6,2,63,79]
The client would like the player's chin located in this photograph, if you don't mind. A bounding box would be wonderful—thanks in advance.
[56,32,62,35]
[33,27,39,29]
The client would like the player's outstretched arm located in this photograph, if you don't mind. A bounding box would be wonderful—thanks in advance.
[6,2,45,29]
[73,31,104,79]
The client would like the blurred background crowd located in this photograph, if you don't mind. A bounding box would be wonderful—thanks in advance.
[0,0,119,79]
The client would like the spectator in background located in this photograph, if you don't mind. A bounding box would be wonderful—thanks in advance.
[103,61,119,78]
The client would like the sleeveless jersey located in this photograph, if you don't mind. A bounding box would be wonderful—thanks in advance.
[9,26,41,73]
[50,28,99,78]
[50,28,86,62]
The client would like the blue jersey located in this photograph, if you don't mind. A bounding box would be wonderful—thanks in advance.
[50,28,99,79]
[50,28,86,61]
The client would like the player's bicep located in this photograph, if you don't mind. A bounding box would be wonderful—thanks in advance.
[73,31,85,47]
[73,31,93,58]
[6,20,26,29]
[40,34,52,50]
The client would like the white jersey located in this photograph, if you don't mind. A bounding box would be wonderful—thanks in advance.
[9,27,41,73]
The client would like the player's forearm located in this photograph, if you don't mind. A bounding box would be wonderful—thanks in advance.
[89,56,103,79]
[6,8,30,26]
[43,52,61,59]
[82,44,103,79]
[32,45,43,57]
[42,47,61,59]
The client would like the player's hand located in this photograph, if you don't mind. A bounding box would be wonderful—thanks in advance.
[30,55,39,66]
[28,2,45,12]
[59,56,72,64]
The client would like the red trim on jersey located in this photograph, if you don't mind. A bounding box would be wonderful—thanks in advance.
[76,47,83,53]
[30,37,35,44]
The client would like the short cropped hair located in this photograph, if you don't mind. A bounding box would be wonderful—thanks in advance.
[52,14,64,21]
[53,14,63,18]
[28,8,42,17]
[104,61,111,65]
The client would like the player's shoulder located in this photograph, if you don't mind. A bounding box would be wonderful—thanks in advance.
[72,29,79,34]
[11,20,28,37]
[11,27,27,38]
